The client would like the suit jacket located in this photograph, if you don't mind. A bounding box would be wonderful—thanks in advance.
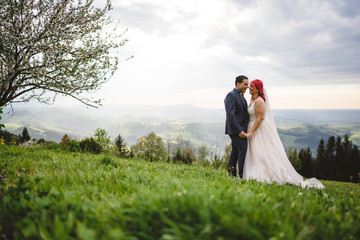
[224,88,249,135]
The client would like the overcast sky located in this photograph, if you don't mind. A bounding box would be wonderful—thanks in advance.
[47,0,360,109]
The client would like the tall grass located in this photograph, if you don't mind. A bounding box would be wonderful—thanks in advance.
[0,145,359,239]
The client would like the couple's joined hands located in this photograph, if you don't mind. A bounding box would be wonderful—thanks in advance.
[239,131,252,138]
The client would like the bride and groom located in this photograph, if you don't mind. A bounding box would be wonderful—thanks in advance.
[225,75,324,189]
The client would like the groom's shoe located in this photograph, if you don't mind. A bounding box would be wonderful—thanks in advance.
[228,167,236,177]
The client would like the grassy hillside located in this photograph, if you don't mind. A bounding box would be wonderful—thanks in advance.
[1,146,359,239]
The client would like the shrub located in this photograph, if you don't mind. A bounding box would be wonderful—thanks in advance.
[101,155,112,165]
[37,138,46,145]
[80,137,102,154]
[60,134,71,148]
[45,141,60,150]
[20,139,37,147]
[69,140,81,152]
[171,136,196,164]
[103,144,120,155]
[211,154,226,169]
[198,159,211,167]
[172,145,196,165]
[0,129,20,145]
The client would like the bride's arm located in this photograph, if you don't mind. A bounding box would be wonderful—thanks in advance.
[245,99,264,137]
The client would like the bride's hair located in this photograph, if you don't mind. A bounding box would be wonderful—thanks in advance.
[251,79,266,102]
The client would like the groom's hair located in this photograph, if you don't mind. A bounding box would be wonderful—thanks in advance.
[235,75,248,85]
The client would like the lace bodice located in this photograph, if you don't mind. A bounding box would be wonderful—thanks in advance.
[247,98,265,128]
[248,102,256,125]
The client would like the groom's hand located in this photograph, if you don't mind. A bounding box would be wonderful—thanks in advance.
[239,131,246,138]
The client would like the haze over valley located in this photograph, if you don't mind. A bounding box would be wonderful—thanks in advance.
[3,104,360,154]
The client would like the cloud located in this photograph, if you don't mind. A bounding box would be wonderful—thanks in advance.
[203,0,360,85]
[109,0,199,36]
[86,0,360,109]
[244,55,271,64]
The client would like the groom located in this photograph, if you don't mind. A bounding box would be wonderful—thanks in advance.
[224,75,249,178]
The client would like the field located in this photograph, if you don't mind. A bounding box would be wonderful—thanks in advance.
[1,146,359,239]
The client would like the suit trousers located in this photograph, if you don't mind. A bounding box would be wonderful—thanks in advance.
[228,135,247,177]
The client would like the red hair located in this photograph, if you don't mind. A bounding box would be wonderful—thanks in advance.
[251,79,266,102]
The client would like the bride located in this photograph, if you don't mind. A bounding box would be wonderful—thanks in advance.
[243,79,325,189]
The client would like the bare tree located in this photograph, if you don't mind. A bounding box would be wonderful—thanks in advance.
[0,0,131,108]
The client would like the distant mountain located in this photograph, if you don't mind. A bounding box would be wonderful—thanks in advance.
[2,105,360,153]
[278,124,360,152]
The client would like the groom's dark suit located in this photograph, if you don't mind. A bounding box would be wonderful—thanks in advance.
[224,88,249,177]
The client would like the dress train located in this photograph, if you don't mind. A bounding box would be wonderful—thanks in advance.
[243,92,324,189]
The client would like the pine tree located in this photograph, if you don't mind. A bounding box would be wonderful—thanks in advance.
[299,147,313,178]
[349,145,360,182]
[115,134,128,158]
[173,149,182,163]
[334,136,344,181]
[21,127,31,143]
[342,135,352,181]
[325,136,336,179]
[287,148,302,172]
[314,139,326,179]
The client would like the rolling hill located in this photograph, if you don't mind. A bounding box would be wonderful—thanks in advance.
[2,105,360,153]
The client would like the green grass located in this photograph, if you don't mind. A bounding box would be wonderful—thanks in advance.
[1,146,359,240]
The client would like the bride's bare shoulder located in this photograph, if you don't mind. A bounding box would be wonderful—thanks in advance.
[254,97,265,104]
[254,98,265,110]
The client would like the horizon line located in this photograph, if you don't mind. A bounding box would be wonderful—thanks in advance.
[3,102,360,111]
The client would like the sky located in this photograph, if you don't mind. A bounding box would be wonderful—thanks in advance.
[26,0,360,109]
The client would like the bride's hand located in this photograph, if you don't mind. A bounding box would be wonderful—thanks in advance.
[245,133,251,138]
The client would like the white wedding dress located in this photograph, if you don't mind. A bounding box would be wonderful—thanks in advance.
[243,90,325,189]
